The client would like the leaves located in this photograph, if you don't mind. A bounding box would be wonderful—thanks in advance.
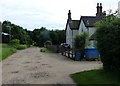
[95,15,120,73]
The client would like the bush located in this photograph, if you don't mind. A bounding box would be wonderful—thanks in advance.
[16,45,28,50]
[44,40,52,47]
[95,15,120,73]
[10,39,20,48]
[44,40,52,45]
[74,32,87,50]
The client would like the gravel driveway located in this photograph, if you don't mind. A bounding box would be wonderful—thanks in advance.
[2,47,102,84]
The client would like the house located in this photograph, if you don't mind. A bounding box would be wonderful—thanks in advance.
[117,1,120,18]
[65,3,106,48]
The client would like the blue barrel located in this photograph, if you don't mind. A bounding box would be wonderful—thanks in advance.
[84,48,100,59]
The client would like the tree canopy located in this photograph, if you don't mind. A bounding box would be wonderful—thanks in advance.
[95,15,120,74]
[2,20,66,46]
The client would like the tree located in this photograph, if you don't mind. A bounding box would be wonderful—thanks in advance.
[74,32,87,50]
[95,14,120,73]
[2,21,32,45]
[74,32,87,59]
[32,27,50,46]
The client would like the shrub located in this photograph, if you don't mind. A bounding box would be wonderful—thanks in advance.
[44,40,52,45]
[44,40,52,47]
[74,33,88,59]
[95,15,120,73]
[74,32,87,50]
[16,45,28,50]
[10,39,20,48]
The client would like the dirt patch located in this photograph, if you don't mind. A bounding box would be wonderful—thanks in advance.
[36,61,40,63]
[42,64,48,66]
[31,72,50,79]
[11,71,19,74]
[23,61,31,64]
[6,78,27,84]
[27,66,38,71]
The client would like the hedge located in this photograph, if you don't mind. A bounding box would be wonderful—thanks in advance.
[95,15,120,74]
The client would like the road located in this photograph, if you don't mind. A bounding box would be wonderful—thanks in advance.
[2,47,102,84]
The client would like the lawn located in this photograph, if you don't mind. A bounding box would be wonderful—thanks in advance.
[0,44,28,61]
[70,69,120,86]
[0,44,16,61]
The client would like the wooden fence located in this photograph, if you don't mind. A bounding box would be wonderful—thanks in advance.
[61,49,75,60]
[46,45,60,53]
[46,44,75,59]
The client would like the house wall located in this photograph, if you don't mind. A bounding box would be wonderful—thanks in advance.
[88,27,96,37]
[72,30,79,48]
[118,1,120,18]
[78,20,97,47]
[73,30,79,38]
[66,24,73,48]
[78,20,88,35]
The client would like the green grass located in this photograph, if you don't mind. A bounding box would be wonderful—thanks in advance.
[70,69,120,86]
[16,45,28,50]
[40,49,54,53]
[0,44,29,61]
[0,44,17,61]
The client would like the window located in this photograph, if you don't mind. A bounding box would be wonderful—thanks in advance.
[81,28,83,32]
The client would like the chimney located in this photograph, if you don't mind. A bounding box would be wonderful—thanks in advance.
[96,3,99,14]
[96,3,104,17]
[103,11,106,16]
[100,3,102,13]
[68,10,72,20]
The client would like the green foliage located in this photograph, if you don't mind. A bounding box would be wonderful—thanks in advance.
[70,69,120,85]
[32,27,50,46]
[32,28,66,47]
[0,44,17,61]
[95,15,120,73]
[74,32,87,50]
[10,39,20,48]
[10,39,20,45]
[40,49,54,53]
[16,45,28,50]
[2,21,66,47]
[44,40,52,45]
[2,21,32,45]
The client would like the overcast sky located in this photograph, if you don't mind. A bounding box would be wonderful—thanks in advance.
[0,0,120,31]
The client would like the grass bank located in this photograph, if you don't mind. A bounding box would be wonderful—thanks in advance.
[70,69,120,86]
[0,44,28,61]
[40,48,54,53]
[0,44,16,61]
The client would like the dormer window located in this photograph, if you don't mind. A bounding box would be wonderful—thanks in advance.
[87,20,89,25]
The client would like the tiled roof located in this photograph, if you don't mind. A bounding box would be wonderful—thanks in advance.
[69,20,79,30]
[81,16,103,27]
[65,16,104,30]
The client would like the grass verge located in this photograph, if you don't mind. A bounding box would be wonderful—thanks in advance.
[40,48,54,53]
[0,44,29,61]
[70,69,120,86]
[0,44,17,61]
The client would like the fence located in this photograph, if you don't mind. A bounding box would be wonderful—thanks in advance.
[46,44,75,59]
[61,49,75,60]
[46,45,60,53]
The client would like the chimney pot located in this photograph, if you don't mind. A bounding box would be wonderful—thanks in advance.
[68,10,72,20]
[97,3,99,6]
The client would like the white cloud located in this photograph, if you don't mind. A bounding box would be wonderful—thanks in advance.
[0,0,120,30]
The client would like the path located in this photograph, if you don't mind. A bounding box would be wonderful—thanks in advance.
[2,47,102,84]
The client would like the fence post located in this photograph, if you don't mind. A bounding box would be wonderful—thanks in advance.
[68,50,70,58]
